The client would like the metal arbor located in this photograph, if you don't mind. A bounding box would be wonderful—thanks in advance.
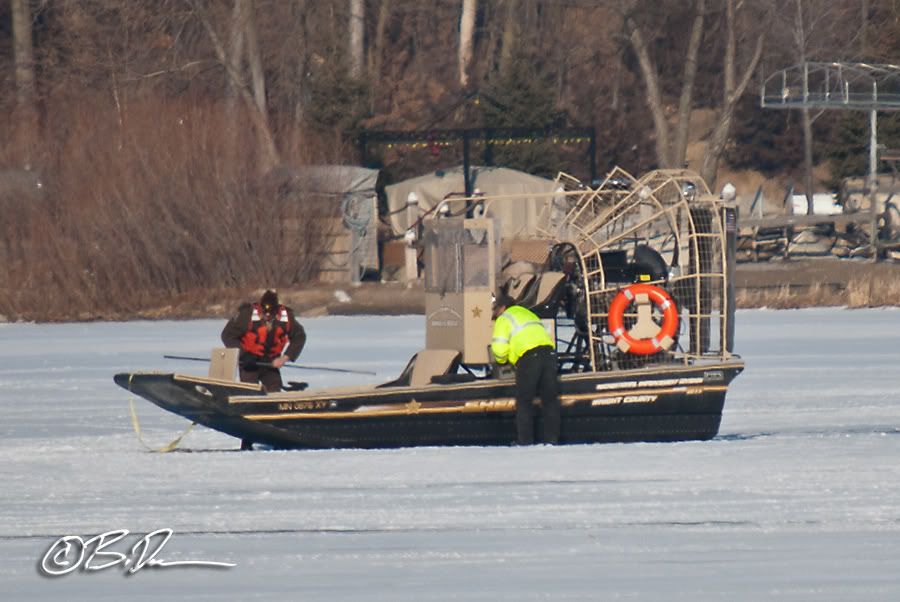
[761,62,900,254]
[761,62,900,109]
[761,61,900,193]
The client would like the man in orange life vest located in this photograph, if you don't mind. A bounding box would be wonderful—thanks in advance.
[221,289,306,392]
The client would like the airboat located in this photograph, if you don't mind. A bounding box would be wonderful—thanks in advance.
[115,168,744,449]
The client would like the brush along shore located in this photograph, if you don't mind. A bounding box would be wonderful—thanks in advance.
[6,258,898,323]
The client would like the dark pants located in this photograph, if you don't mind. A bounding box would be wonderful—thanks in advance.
[239,366,283,392]
[238,364,281,450]
[514,345,560,445]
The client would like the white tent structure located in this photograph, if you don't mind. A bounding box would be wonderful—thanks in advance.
[384,166,560,240]
[272,165,380,283]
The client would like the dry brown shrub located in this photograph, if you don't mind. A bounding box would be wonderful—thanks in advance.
[845,275,900,308]
[735,283,845,309]
[1,92,339,321]
[736,273,900,310]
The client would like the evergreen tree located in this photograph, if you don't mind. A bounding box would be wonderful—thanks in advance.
[306,60,369,134]
[819,112,900,187]
[479,50,568,178]
[726,96,806,175]
[823,113,871,186]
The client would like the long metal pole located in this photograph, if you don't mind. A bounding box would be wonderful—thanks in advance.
[870,107,879,260]
[162,355,377,375]
[463,132,472,198]
[870,108,878,190]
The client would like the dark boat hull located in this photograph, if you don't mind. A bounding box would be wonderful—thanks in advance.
[114,360,743,449]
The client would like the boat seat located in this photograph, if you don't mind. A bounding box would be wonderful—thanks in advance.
[499,260,537,303]
[632,244,669,281]
[377,348,462,388]
[410,349,462,387]
[521,271,567,318]
[208,347,239,381]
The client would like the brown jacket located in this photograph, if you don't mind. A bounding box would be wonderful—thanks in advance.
[221,303,306,365]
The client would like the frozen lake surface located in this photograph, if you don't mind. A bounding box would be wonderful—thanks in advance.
[1,308,899,600]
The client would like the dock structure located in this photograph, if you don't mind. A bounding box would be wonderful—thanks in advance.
[760,62,900,261]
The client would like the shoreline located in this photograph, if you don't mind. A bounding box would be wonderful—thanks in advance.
[4,258,898,323]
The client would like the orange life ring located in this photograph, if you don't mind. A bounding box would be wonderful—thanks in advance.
[607,284,678,355]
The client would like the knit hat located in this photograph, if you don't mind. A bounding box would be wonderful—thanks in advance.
[492,293,514,318]
[260,290,279,313]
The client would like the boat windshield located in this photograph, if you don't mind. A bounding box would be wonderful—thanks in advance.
[424,219,498,294]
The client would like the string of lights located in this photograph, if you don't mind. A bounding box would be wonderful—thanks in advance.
[356,126,598,193]
[382,137,593,150]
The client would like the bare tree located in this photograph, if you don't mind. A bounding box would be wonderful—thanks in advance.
[459,0,477,87]
[625,0,707,169]
[498,0,519,77]
[244,5,267,114]
[672,1,705,172]
[782,0,844,214]
[625,0,767,186]
[349,0,365,79]
[368,0,390,111]
[189,0,280,172]
[698,0,767,186]
[224,0,247,155]
[11,0,40,165]
[860,0,869,56]
[227,1,246,93]
[795,0,816,215]
[370,0,390,75]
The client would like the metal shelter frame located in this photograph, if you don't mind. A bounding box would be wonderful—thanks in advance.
[760,62,900,257]
[761,61,900,187]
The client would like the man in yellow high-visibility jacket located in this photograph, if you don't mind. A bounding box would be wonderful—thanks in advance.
[491,294,560,445]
